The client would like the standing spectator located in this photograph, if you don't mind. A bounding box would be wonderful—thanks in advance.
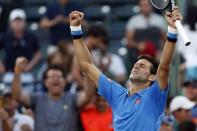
[0,9,42,93]
[0,9,41,73]
[125,0,167,69]
[80,94,113,131]
[0,92,34,131]
[126,0,167,48]
[12,57,94,131]
[169,96,195,131]
[40,0,83,45]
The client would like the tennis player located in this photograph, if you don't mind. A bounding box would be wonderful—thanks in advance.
[69,6,182,131]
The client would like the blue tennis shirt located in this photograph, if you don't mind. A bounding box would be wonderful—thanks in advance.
[98,74,169,131]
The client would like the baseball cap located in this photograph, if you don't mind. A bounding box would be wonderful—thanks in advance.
[9,9,26,21]
[169,96,195,112]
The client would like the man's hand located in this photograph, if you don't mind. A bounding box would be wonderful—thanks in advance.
[0,109,9,121]
[69,11,84,26]
[165,6,182,29]
[14,57,28,74]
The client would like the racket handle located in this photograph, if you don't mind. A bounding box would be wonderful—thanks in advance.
[175,20,191,46]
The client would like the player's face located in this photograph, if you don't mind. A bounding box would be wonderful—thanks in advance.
[45,69,66,96]
[129,59,153,83]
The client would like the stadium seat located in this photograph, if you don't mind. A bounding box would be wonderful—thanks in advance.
[113,4,140,21]
[27,22,50,44]
[109,40,122,53]
[84,5,109,21]
[23,5,47,21]
[24,0,47,6]
[106,21,126,40]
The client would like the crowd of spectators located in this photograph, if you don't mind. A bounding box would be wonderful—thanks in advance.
[0,0,196,131]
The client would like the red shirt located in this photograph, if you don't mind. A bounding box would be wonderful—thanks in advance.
[80,106,113,131]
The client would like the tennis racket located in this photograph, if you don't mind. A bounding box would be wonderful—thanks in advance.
[148,0,191,46]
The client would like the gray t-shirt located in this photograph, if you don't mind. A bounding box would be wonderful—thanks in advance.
[30,92,80,131]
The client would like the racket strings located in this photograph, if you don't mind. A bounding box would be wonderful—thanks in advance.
[149,0,170,9]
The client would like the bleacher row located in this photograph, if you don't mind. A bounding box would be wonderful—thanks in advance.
[0,0,141,63]
[1,0,139,45]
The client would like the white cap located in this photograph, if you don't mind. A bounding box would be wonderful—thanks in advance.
[9,9,26,21]
[170,96,195,112]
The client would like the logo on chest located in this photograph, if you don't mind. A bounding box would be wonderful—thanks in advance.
[135,98,141,105]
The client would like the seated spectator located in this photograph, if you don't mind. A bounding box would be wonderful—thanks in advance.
[12,57,95,131]
[86,24,126,84]
[40,0,83,45]
[80,94,113,131]
[169,96,195,131]
[0,9,42,93]
[0,92,34,131]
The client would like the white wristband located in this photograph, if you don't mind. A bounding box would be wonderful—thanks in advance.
[70,25,82,31]
[168,26,178,34]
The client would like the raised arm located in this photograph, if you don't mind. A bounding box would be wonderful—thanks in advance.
[69,11,101,87]
[12,57,31,106]
[156,7,182,89]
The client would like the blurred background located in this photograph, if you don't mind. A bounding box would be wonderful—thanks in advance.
[0,0,196,131]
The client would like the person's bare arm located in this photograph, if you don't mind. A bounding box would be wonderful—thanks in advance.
[12,57,31,106]
[24,51,42,72]
[76,76,96,107]
[40,15,64,29]
[156,7,182,90]
[125,31,138,48]
[0,59,5,74]
[69,11,101,87]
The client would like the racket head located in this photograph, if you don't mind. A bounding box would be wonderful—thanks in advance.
[148,0,171,10]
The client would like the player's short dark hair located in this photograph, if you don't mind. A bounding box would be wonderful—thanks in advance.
[137,55,159,75]
[43,65,66,81]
